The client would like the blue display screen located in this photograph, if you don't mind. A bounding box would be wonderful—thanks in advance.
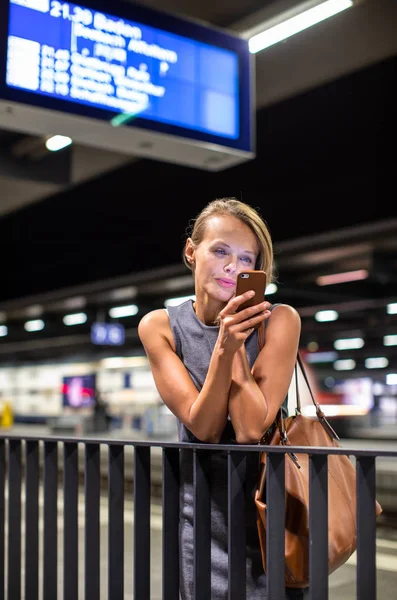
[6,0,242,142]
[91,322,125,346]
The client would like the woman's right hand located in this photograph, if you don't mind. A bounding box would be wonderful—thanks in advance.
[216,291,271,353]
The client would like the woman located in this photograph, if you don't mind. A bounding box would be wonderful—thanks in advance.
[138,198,305,599]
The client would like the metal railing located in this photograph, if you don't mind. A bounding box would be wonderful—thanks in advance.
[0,432,395,600]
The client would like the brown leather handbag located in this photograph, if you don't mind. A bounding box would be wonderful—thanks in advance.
[254,352,383,588]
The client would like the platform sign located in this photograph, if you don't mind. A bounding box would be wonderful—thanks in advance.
[0,0,254,169]
[91,322,125,346]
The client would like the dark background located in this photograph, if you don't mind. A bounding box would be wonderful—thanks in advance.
[0,53,395,302]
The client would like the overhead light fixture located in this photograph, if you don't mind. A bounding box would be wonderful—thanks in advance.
[315,310,339,322]
[24,319,45,332]
[100,356,148,368]
[384,334,397,346]
[316,269,368,286]
[109,304,139,318]
[333,359,356,371]
[164,295,196,307]
[26,304,43,318]
[63,312,88,326]
[334,337,364,350]
[386,374,397,385]
[387,303,397,315]
[45,135,72,152]
[0,325,8,337]
[63,296,86,310]
[305,351,338,363]
[248,0,354,53]
[365,357,389,369]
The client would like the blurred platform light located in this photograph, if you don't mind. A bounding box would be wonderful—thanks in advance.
[324,376,336,388]
[386,374,397,385]
[365,357,389,369]
[26,304,43,318]
[316,269,368,286]
[164,295,196,307]
[108,286,138,301]
[63,312,87,326]
[372,382,385,395]
[387,302,397,314]
[265,283,277,295]
[64,296,86,310]
[302,404,367,417]
[305,350,338,363]
[315,309,339,322]
[334,359,356,370]
[383,334,397,346]
[0,325,8,337]
[334,337,364,350]
[109,304,138,318]
[248,0,354,53]
[45,135,72,152]
[307,341,319,351]
[24,319,44,332]
[100,356,148,369]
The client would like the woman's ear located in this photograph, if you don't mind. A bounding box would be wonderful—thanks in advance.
[185,238,195,265]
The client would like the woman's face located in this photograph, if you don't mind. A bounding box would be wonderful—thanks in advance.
[187,214,259,304]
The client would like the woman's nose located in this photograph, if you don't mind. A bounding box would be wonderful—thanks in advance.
[224,258,237,273]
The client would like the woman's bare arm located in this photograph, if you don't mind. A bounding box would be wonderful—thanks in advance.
[138,309,235,443]
[228,304,301,444]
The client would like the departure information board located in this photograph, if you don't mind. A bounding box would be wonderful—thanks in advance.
[2,0,252,152]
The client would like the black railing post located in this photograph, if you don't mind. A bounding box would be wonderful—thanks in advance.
[25,440,39,600]
[0,440,5,600]
[228,451,246,600]
[162,447,179,600]
[134,445,151,600]
[356,456,377,600]
[266,452,285,600]
[309,453,328,600]
[7,439,22,600]
[63,442,79,600]
[108,444,125,600]
[43,441,58,600]
[193,449,211,600]
[85,443,101,600]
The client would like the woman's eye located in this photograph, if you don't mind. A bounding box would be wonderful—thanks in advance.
[215,248,226,255]
[241,256,253,264]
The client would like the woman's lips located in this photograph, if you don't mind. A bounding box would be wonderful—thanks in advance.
[217,278,236,288]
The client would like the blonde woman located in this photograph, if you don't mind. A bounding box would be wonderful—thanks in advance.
[138,198,305,599]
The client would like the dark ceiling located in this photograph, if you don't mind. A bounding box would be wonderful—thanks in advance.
[0,0,396,379]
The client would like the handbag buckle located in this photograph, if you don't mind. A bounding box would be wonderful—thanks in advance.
[281,431,289,444]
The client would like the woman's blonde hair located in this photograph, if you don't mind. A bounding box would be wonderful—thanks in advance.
[183,197,274,283]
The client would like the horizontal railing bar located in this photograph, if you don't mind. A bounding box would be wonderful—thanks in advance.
[0,433,396,457]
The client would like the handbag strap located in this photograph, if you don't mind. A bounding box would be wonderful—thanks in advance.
[279,353,340,441]
[257,320,339,442]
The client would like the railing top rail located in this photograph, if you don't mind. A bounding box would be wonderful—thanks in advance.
[0,432,397,457]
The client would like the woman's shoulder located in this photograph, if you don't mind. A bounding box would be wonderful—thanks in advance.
[138,308,171,341]
[269,303,301,326]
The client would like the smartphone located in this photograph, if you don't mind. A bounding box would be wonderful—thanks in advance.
[235,270,267,315]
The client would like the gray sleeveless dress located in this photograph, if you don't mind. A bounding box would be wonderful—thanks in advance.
[167,300,291,600]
